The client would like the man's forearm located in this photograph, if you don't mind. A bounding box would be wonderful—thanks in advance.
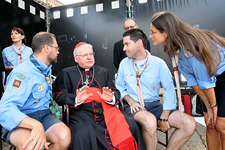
[18,117,43,130]
[123,95,136,105]
[160,110,171,119]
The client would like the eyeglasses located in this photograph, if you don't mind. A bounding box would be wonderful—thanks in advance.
[76,52,95,58]
[124,25,136,31]
[149,30,159,36]
[48,45,60,51]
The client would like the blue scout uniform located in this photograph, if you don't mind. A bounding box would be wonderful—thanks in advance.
[116,53,177,110]
[0,55,51,131]
[177,43,225,89]
[2,45,33,67]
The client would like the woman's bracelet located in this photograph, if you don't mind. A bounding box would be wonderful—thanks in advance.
[210,103,218,108]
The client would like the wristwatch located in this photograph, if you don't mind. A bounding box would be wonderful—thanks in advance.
[159,118,168,122]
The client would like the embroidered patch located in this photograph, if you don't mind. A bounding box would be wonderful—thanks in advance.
[16,73,26,80]
[13,80,21,88]
[152,86,156,91]
[38,85,44,91]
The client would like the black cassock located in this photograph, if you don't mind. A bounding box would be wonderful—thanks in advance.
[53,65,145,150]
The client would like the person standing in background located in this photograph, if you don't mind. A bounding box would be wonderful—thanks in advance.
[113,18,151,70]
[2,27,33,72]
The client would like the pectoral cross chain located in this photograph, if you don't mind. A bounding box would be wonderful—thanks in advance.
[83,75,90,86]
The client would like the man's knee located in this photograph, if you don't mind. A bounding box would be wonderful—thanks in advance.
[134,111,157,133]
[179,114,196,134]
[47,123,71,148]
[57,125,71,144]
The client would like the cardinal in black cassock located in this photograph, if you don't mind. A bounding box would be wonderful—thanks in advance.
[53,42,145,150]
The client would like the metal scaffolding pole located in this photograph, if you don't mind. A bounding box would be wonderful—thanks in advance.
[126,0,133,18]
[46,0,50,33]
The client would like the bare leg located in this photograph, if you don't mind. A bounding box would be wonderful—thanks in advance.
[10,128,32,150]
[45,122,71,150]
[216,117,225,150]
[134,110,157,150]
[166,111,196,150]
[203,113,222,150]
[10,122,70,150]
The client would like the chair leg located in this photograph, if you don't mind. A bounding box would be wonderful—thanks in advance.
[166,130,168,146]
[157,127,168,147]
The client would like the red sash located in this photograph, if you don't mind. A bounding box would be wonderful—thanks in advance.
[83,87,138,150]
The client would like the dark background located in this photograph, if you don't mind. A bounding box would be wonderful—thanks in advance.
[1,0,225,83]
[0,0,46,51]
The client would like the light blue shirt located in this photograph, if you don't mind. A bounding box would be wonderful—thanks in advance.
[0,56,52,131]
[2,45,33,67]
[116,53,177,110]
[177,43,225,89]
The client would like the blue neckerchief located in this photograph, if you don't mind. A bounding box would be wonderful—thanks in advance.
[29,54,53,103]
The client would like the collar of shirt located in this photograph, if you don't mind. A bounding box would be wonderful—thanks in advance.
[134,55,148,70]
[13,43,24,52]
[32,55,52,73]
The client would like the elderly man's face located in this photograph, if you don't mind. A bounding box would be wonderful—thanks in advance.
[74,47,95,69]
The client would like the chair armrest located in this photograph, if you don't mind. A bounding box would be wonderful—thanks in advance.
[115,99,124,112]
[119,99,124,112]
[66,105,69,126]
[61,104,69,126]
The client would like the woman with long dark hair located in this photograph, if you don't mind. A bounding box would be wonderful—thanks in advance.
[149,11,225,150]
[2,27,33,72]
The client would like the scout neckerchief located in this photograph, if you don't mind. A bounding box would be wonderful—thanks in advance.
[12,44,25,65]
[29,54,53,103]
[172,50,183,112]
[132,51,151,107]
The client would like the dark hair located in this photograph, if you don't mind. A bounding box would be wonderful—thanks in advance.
[10,27,27,45]
[31,32,56,54]
[123,28,148,48]
[151,11,225,77]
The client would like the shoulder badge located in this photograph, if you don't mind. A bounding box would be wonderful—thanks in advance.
[13,80,21,88]
[16,73,26,80]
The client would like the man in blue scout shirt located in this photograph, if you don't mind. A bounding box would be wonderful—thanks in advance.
[0,32,70,150]
[115,29,196,150]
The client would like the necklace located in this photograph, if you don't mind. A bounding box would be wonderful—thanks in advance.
[77,65,95,86]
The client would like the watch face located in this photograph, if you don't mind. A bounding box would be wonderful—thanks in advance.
[160,118,168,122]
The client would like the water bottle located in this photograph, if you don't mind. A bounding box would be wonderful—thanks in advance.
[50,103,56,117]
[55,104,61,119]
